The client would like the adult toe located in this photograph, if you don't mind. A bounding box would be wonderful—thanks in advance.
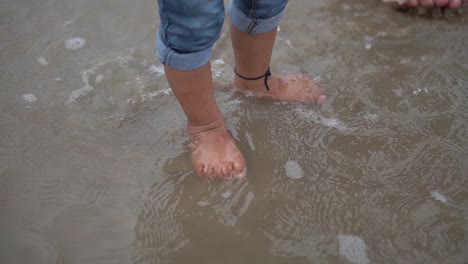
[421,0,434,7]
[407,0,419,7]
[435,0,449,6]
[449,0,461,8]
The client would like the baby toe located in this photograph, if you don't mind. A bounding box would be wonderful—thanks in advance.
[202,164,214,178]
[221,163,234,179]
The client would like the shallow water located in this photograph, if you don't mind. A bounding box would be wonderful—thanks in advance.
[1,0,468,263]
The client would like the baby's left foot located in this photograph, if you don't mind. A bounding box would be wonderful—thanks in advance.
[232,73,327,104]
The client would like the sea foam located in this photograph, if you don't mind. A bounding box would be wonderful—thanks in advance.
[65,37,86,51]
[338,234,370,264]
[295,107,350,131]
[23,93,37,103]
[284,160,304,179]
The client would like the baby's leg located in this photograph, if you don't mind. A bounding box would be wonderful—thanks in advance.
[228,0,326,103]
[156,0,245,179]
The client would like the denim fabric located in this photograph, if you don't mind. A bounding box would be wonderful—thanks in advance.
[229,0,288,34]
[156,0,288,70]
[157,0,224,70]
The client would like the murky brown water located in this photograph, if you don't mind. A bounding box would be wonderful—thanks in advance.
[1,0,468,263]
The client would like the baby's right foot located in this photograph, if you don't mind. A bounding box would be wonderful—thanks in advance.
[188,119,246,179]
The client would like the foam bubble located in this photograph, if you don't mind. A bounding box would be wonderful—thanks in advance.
[197,200,209,207]
[341,4,351,11]
[127,98,137,108]
[295,107,350,131]
[141,88,172,101]
[80,69,94,84]
[363,113,378,122]
[225,97,241,107]
[212,59,225,65]
[211,59,228,80]
[222,191,232,199]
[65,37,86,51]
[65,69,95,104]
[36,56,48,66]
[399,58,412,65]
[284,160,304,180]
[146,64,165,76]
[234,167,247,179]
[118,55,134,67]
[413,87,428,95]
[393,88,403,97]
[65,85,93,104]
[238,191,255,216]
[245,132,256,151]
[23,93,37,103]
[63,20,74,26]
[364,36,374,50]
[338,234,370,264]
[431,190,447,203]
[94,74,103,84]
[140,59,149,67]
[382,0,407,4]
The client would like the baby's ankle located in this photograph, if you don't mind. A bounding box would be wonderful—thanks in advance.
[233,75,276,92]
[187,117,226,136]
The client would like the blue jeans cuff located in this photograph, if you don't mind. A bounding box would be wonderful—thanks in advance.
[156,31,213,71]
[227,0,286,35]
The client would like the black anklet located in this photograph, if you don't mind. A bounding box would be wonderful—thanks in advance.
[234,67,272,91]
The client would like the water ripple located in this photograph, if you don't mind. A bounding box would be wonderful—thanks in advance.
[134,172,189,264]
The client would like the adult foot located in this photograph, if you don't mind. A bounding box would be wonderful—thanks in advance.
[188,118,246,179]
[384,0,468,9]
[232,73,327,104]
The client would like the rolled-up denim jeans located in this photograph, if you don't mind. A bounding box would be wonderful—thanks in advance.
[156,0,288,71]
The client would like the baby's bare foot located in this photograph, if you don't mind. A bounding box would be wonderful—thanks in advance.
[188,120,246,179]
[232,74,327,104]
